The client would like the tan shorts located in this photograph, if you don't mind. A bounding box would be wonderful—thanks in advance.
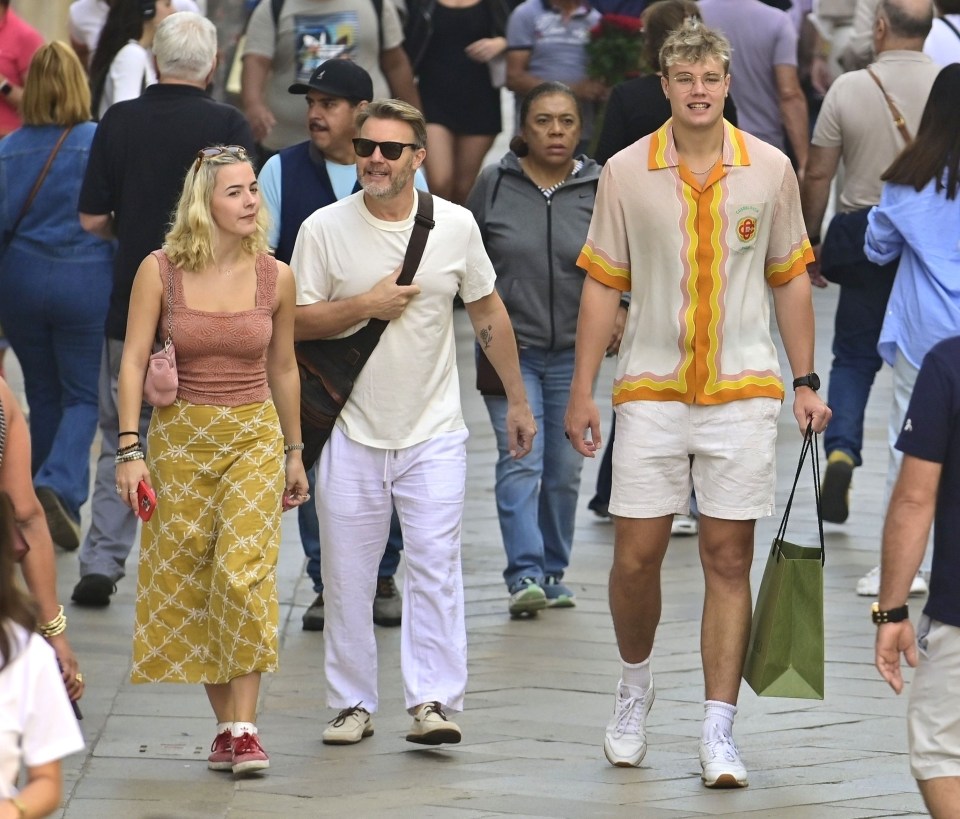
[908,616,960,780]
[609,398,780,520]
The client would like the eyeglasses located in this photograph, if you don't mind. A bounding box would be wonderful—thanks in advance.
[352,138,420,160]
[194,145,247,172]
[669,72,726,91]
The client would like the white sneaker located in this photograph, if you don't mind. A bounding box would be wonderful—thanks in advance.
[671,514,699,536]
[603,678,655,767]
[406,701,461,745]
[322,704,373,745]
[856,566,928,597]
[699,730,748,788]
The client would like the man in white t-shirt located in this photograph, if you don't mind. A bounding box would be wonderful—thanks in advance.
[291,99,535,747]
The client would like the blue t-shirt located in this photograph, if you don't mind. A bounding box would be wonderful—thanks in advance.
[895,335,960,628]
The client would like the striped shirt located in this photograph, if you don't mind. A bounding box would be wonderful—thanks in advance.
[578,120,813,406]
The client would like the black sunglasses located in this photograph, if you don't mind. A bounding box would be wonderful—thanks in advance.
[194,145,247,172]
[352,138,420,160]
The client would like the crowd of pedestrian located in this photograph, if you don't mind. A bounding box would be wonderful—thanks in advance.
[1,0,959,814]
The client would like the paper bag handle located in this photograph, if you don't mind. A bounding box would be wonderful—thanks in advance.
[773,423,825,565]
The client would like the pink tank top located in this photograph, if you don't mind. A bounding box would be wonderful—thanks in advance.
[155,250,277,407]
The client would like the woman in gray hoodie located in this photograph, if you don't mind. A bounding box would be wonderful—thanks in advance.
[466,81,601,617]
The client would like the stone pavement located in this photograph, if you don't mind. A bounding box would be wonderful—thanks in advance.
[5,280,925,819]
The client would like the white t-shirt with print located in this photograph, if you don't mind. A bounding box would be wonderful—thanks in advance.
[292,190,496,449]
[243,0,404,151]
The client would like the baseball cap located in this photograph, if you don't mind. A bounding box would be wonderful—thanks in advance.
[288,59,374,103]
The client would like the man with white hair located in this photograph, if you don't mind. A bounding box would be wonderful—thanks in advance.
[74,12,255,607]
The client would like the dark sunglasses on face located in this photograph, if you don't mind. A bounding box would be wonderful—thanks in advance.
[194,145,247,172]
[352,138,420,160]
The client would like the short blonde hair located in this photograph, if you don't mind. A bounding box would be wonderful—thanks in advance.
[356,99,427,148]
[659,17,732,76]
[163,147,268,273]
[21,42,91,126]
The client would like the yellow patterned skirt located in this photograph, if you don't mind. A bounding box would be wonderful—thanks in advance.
[131,399,284,684]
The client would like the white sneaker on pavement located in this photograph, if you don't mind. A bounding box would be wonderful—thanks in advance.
[406,701,461,745]
[603,678,655,767]
[671,514,699,536]
[322,703,373,745]
[856,566,928,597]
[699,729,748,788]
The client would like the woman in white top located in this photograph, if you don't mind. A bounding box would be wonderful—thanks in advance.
[0,492,85,818]
[89,0,174,119]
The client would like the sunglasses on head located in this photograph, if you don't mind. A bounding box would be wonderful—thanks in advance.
[352,138,420,160]
[194,145,247,172]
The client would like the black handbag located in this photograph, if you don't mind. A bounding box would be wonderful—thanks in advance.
[296,192,435,469]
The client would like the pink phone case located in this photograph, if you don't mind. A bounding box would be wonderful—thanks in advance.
[137,481,157,522]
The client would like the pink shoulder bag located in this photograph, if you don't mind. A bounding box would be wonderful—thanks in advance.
[143,257,178,407]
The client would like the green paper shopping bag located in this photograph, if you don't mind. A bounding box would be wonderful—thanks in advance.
[743,424,825,700]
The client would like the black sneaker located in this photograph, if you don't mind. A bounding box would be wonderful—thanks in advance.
[302,593,324,631]
[821,451,855,523]
[373,577,402,627]
[35,487,81,551]
[72,574,116,607]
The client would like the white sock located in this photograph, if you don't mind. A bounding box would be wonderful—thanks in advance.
[216,721,233,736]
[702,700,737,741]
[620,656,652,695]
[232,721,257,738]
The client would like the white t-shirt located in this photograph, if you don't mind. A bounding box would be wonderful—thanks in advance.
[243,0,404,151]
[0,624,85,799]
[98,41,158,119]
[924,15,960,66]
[292,190,496,448]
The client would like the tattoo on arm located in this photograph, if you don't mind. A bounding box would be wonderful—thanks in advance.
[479,325,493,350]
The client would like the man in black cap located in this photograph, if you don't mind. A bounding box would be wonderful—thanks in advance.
[259,59,426,632]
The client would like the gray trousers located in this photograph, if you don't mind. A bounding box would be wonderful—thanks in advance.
[78,338,153,580]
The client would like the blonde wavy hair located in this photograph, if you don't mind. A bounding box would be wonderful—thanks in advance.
[163,147,268,273]
[21,41,91,126]
[659,17,732,76]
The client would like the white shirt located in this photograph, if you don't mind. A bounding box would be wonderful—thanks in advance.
[0,624,85,799]
[924,15,960,65]
[98,41,158,119]
[70,0,203,60]
[292,190,496,448]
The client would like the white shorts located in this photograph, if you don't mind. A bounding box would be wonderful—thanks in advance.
[909,616,960,780]
[609,398,780,520]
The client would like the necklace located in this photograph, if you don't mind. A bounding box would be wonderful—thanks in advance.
[687,149,723,175]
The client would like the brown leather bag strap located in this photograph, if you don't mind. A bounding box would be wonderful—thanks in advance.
[366,191,435,333]
[395,191,435,287]
[865,67,912,145]
[9,126,73,238]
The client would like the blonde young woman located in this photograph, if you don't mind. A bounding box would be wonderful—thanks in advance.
[115,145,308,776]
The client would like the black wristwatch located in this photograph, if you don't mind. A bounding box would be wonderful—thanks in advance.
[792,372,820,391]
[871,602,909,625]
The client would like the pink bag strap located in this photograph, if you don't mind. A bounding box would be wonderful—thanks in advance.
[152,251,174,347]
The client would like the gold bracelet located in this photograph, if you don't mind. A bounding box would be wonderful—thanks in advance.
[38,605,67,638]
[9,796,27,819]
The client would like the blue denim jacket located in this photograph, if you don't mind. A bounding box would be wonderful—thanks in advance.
[0,122,114,260]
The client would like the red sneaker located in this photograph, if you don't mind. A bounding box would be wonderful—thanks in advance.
[232,731,270,774]
[207,730,233,771]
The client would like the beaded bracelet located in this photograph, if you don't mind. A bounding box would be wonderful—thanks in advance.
[115,449,146,464]
[116,442,141,455]
[38,605,67,638]
[283,443,305,453]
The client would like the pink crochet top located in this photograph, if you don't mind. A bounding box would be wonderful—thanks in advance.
[155,250,277,407]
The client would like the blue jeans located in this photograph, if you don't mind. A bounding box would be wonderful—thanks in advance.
[298,462,402,594]
[824,268,895,466]
[484,346,583,589]
[0,243,111,518]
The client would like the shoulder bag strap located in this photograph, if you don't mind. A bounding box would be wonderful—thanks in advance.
[773,423,826,565]
[939,16,960,40]
[155,251,174,347]
[395,191,435,288]
[0,395,6,470]
[865,67,913,145]
[8,126,73,239]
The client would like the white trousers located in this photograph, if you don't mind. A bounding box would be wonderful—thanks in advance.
[317,426,469,713]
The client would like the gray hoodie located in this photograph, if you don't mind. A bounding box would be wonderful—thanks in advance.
[466,151,601,351]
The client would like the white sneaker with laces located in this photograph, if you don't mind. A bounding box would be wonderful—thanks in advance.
[406,701,461,745]
[699,729,748,788]
[671,514,699,536]
[603,678,655,767]
[856,566,928,597]
[322,704,373,745]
